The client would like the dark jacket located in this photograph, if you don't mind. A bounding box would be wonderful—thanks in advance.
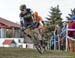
[20,8,33,27]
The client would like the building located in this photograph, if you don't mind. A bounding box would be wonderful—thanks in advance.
[0,17,20,38]
[0,17,34,49]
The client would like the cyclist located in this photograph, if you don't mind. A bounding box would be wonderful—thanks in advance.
[19,4,33,41]
[19,5,44,53]
[33,12,45,53]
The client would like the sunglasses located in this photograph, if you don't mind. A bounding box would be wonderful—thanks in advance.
[20,9,25,11]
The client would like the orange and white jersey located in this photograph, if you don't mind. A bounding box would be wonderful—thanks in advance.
[37,16,42,22]
[39,21,44,28]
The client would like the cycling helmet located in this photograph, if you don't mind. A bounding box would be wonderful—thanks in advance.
[20,4,26,11]
[72,15,75,20]
[33,11,38,17]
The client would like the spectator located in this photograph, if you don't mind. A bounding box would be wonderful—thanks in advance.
[54,25,61,49]
[61,19,68,50]
[68,16,75,38]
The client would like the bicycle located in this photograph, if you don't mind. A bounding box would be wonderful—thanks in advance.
[23,25,46,54]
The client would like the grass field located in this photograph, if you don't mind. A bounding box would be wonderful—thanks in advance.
[0,47,75,58]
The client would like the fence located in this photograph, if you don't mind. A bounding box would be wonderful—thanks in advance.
[50,22,75,52]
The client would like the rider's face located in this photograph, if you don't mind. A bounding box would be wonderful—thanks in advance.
[21,9,27,14]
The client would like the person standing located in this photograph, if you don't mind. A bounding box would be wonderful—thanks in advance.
[61,19,68,50]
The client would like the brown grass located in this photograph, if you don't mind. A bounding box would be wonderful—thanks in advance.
[0,47,75,58]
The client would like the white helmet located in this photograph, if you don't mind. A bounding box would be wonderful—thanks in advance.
[62,19,68,22]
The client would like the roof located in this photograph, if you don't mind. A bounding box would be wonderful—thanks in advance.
[3,40,16,45]
[0,17,20,28]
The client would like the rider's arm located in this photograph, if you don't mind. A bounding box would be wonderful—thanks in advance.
[20,16,25,27]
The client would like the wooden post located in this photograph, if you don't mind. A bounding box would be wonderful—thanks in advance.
[50,39,51,50]
[54,31,56,50]
[12,27,15,38]
[66,25,68,51]
[1,28,6,38]
[17,29,21,38]
[58,35,60,50]
[4,28,6,38]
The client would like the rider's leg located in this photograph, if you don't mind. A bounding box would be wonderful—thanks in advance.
[21,20,28,43]
[32,28,42,45]
[41,33,46,48]
[21,29,26,43]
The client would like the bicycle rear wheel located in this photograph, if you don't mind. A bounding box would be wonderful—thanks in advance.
[32,32,44,54]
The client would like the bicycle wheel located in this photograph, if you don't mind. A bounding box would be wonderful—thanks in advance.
[32,32,44,54]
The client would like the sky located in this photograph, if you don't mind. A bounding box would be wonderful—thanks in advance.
[0,0,75,24]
